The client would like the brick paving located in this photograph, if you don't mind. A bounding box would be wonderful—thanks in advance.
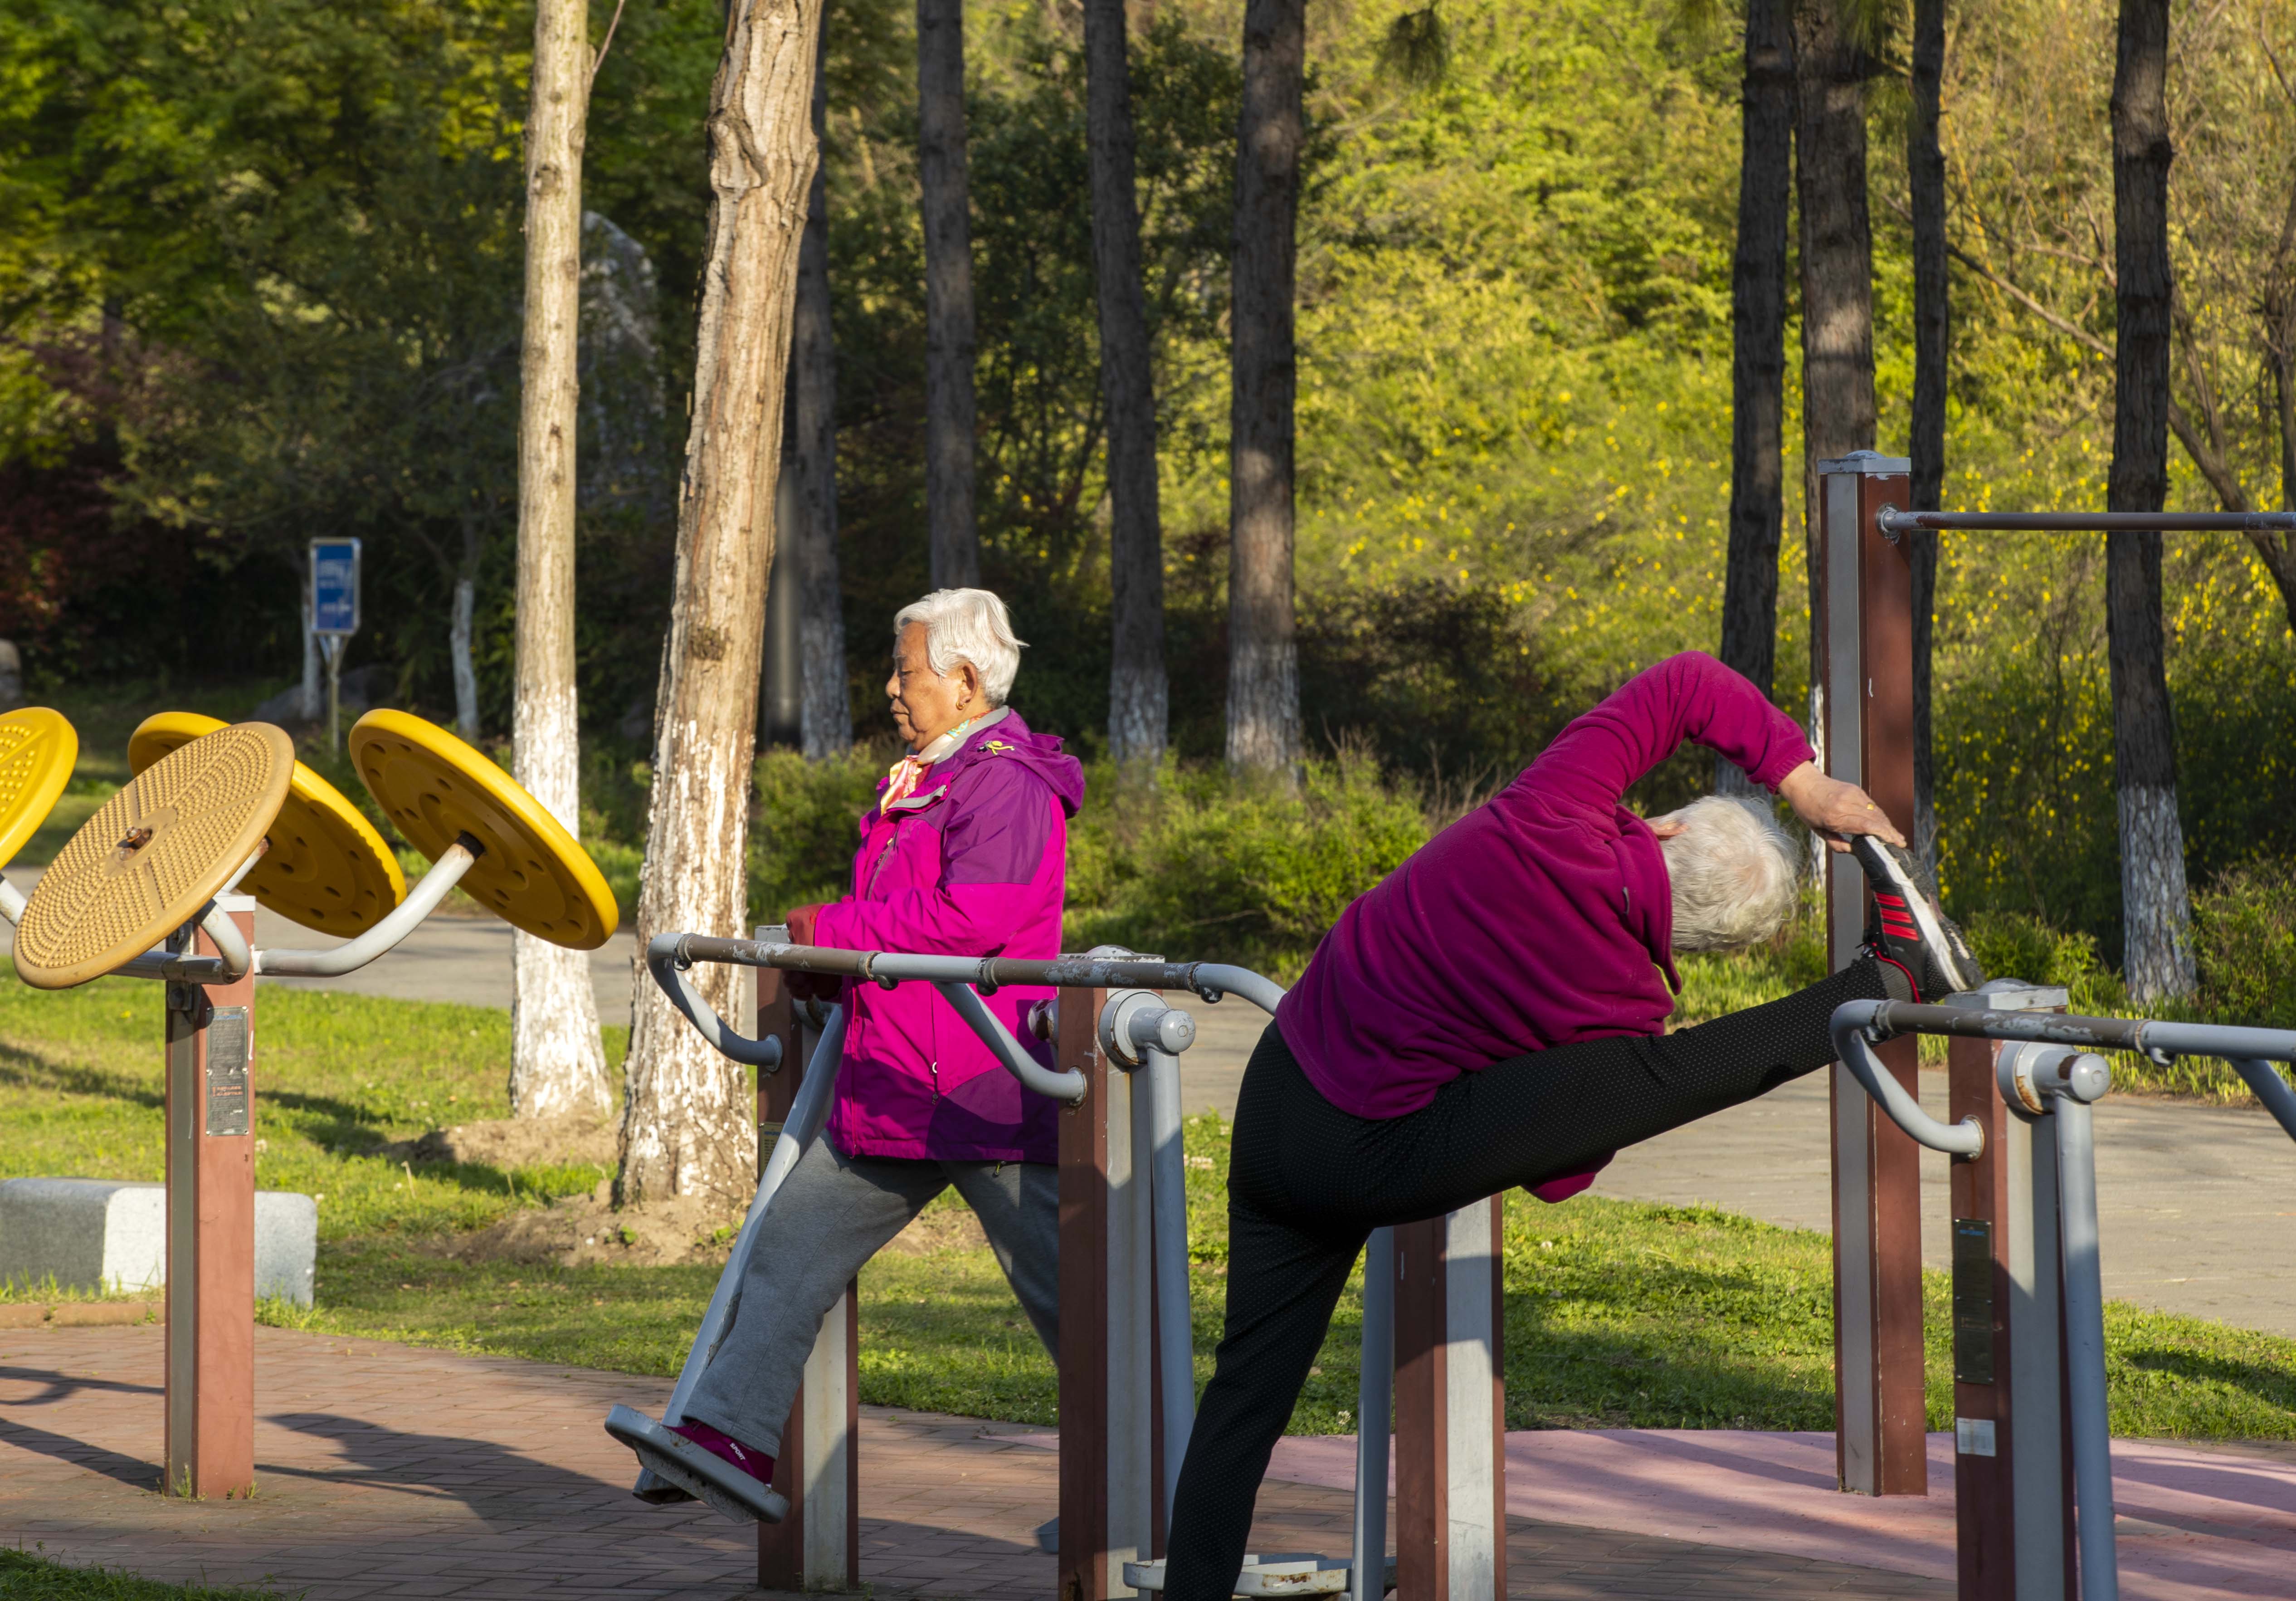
[0,1323,1952,1597]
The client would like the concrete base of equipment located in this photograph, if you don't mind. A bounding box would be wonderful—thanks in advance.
[0,1178,317,1305]
[604,1404,789,1526]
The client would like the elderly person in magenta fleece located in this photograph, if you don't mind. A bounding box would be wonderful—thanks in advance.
[666,587,1083,1495]
[1157,650,1986,1599]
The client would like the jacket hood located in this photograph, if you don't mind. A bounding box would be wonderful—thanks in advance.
[932,708,1087,817]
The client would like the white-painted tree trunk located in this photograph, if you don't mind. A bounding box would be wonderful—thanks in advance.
[2117,784,2195,1004]
[620,0,823,1207]
[451,575,481,739]
[508,0,612,1123]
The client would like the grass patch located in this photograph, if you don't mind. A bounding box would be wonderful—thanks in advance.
[0,1547,288,1599]
[0,970,631,1244]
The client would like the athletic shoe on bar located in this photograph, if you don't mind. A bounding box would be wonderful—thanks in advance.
[604,1404,786,1524]
[1852,836,1985,1002]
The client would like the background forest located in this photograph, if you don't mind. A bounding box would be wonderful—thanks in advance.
[5,0,2296,1001]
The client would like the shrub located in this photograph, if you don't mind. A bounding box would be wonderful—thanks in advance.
[1960,911,2126,1017]
[1066,752,1429,978]
[2189,859,2296,1031]
[749,744,892,921]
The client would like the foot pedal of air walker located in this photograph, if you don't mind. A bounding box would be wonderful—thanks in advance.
[604,1405,787,1526]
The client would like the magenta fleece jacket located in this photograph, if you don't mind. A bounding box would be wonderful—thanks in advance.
[811,709,1085,1164]
[1275,653,1813,1123]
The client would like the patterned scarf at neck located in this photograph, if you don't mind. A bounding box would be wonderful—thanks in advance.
[880,706,1009,814]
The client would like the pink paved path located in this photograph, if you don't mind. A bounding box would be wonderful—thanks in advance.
[22,1318,2264,1598]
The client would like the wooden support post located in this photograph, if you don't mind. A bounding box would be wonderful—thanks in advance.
[1392,1198,1506,1601]
[164,895,258,1501]
[1058,983,1160,1601]
[754,952,861,1592]
[1819,452,1929,1497]
[1947,984,2076,1600]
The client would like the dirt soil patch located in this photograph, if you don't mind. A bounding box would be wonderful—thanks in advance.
[408,1113,619,1171]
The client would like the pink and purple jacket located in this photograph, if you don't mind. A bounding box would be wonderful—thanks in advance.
[1276,653,1813,1131]
[814,709,1084,1165]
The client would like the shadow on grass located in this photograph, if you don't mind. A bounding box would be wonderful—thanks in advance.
[2121,1345,2296,1414]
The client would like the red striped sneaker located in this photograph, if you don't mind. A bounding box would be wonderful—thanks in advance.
[1852,837,1984,1002]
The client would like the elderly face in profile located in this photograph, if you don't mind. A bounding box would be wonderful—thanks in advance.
[882,589,1022,751]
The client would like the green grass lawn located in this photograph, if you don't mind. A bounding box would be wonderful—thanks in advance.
[3,969,2292,1443]
[0,1547,285,1599]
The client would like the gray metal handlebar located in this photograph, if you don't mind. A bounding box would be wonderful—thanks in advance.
[1830,1001,1985,1156]
[646,937,785,1071]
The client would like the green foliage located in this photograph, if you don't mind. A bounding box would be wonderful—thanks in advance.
[2190,859,2296,1030]
[1066,753,1428,978]
[748,743,891,920]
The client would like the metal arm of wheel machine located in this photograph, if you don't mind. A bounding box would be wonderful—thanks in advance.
[0,833,491,987]
[1831,997,2296,1601]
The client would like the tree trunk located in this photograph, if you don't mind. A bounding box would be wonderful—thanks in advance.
[621,0,823,1206]
[1793,0,1878,808]
[1715,0,1795,795]
[1226,0,1305,776]
[300,590,321,721]
[2106,0,2193,1003]
[917,0,978,590]
[1908,0,1948,874]
[508,0,613,1123]
[795,21,850,759]
[1087,0,1168,769]
[451,570,481,739]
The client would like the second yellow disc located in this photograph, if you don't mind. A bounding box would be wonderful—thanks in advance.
[130,711,406,937]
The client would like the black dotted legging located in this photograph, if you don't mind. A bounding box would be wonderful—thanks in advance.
[1160,958,1892,1601]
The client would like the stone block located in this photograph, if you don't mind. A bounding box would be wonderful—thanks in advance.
[0,1178,318,1306]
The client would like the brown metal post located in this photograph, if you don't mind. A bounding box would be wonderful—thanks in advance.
[1821,453,1928,1496]
[1058,982,1153,1601]
[164,896,258,1501]
[755,959,862,1591]
[1391,1196,1506,1599]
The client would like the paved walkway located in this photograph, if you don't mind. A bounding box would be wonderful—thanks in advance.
[0,1323,1964,1599]
[8,1324,2294,1598]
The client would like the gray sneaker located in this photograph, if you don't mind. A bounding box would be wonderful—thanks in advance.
[1851,837,1984,1002]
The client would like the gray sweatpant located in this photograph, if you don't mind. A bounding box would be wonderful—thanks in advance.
[683,1135,1059,1455]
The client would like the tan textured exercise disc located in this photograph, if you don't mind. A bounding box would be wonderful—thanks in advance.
[348,709,618,950]
[15,723,293,990]
[130,711,406,937]
[0,707,78,872]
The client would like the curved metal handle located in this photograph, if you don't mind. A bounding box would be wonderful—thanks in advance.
[933,981,1087,1104]
[1831,1001,1984,1157]
[1188,963,1286,1017]
[2229,1059,2296,1144]
[256,840,479,977]
[645,933,785,1070]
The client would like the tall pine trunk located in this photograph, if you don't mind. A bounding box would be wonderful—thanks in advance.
[1226,0,1305,776]
[795,23,850,758]
[510,0,612,1122]
[1715,0,1795,794]
[1087,0,1167,768]
[1793,0,1878,783]
[1908,0,1948,874]
[2106,0,2193,1002]
[917,0,978,590]
[621,0,823,1206]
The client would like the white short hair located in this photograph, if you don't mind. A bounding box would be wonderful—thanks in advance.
[893,588,1026,706]
[1656,796,1800,952]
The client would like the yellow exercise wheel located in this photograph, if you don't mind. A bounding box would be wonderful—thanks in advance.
[0,707,79,874]
[347,709,617,950]
[15,722,293,990]
[129,711,406,938]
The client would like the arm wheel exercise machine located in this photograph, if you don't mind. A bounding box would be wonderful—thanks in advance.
[0,705,616,1502]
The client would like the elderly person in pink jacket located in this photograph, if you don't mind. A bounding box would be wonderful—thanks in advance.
[669,588,1083,1496]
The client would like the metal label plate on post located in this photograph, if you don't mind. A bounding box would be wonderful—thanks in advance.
[204,1008,250,1137]
[1950,1219,1994,1385]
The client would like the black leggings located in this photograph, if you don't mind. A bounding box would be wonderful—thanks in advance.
[1160,958,1891,1600]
